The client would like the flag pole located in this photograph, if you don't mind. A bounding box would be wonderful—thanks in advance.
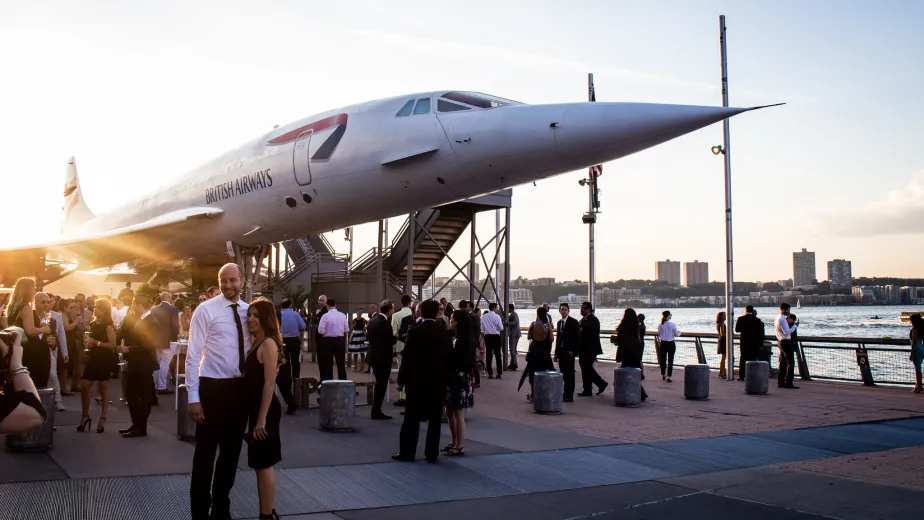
[720,15,736,381]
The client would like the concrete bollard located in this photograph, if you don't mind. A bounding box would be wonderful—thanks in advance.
[683,364,710,400]
[176,384,197,440]
[319,380,355,432]
[613,368,642,407]
[745,361,770,395]
[533,371,564,414]
[6,388,56,452]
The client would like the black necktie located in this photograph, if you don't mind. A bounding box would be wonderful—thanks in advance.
[231,303,245,376]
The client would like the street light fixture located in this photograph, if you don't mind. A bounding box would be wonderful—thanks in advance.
[711,145,725,155]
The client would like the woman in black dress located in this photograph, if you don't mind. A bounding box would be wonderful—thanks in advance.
[444,309,475,457]
[520,307,555,402]
[80,298,116,433]
[616,308,647,402]
[4,277,52,389]
[244,298,284,520]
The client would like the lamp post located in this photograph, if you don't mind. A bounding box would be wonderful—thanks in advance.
[717,14,735,381]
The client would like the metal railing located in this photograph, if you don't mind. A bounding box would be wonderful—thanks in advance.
[311,270,405,295]
[517,328,915,386]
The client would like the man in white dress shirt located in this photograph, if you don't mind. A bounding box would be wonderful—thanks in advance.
[481,302,505,380]
[774,303,799,389]
[317,298,349,381]
[186,263,251,520]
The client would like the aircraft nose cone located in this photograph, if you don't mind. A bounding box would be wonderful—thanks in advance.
[555,102,752,163]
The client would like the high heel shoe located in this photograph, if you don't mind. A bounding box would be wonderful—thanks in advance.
[77,416,91,432]
[258,509,279,519]
[97,417,107,433]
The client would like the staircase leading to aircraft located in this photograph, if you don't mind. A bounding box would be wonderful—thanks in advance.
[383,208,473,286]
[275,235,349,288]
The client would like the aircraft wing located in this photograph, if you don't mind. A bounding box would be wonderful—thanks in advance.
[0,207,224,269]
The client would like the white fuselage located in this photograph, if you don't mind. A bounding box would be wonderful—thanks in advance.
[66,90,760,266]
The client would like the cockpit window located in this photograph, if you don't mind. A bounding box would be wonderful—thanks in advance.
[441,91,520,109]
[396,100,414,117]
[413,98,431,115]
[437,99,471,113]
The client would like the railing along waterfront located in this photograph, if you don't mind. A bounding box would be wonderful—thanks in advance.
[518,328,914,386]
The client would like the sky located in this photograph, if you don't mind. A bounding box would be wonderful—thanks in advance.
[1,0,923,284]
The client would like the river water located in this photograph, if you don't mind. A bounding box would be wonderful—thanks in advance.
[539,305,919,339]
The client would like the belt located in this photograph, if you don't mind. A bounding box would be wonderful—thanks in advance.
[484,334,500,337]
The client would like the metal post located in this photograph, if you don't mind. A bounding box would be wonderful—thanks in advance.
[720,15,736,381]
[274,243,280,291]
[469,212,477,304]
[376,219,384,303]
[407,213,415,298]
[503,207,512,367]
[587,73,597,310]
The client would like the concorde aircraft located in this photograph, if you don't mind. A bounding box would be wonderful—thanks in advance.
[1,90,777,276]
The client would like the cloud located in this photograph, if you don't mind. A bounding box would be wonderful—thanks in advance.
[825,169,924,237]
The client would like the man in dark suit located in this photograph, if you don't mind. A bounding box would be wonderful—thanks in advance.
[397,302,421,344]
[367,300,397,420]
[152,292,180,394]
[119,291,163,437]
[734,305,765,380]
[555,303,580,402]
[577,302,608,396]
[392,300,450,463]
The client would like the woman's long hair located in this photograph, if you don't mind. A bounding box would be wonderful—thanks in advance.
[911,314,924,339]
[661,310,671,325]
[451,309,472,343]
[6,277,36,324]
[91,298,114,328]
[617,308,639,343]
[536,307,548,323]
[249,298,285,367]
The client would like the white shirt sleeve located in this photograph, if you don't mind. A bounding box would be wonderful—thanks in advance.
[318,313,329,337]
[672,322,681,337]
[343,312,350,334]
[185,306,209,403]
[56,315,68,358]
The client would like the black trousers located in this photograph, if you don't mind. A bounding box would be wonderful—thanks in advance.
[274,337,300,408]
[399,397,442,460]
[484,335,502,377]
[190,378,247,520]
[371,361,392,415]
[558,352,576,399]
[778,339,795,387]
[739,345,757,379]
[579,355,607,393]
[658,341,676,377]
[125,371,153,433]
[318,337,346,382]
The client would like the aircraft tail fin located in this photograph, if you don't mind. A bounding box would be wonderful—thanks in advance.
[61,157,96,234]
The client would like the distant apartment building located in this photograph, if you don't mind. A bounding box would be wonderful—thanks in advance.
[852,286,875,304]
[793,248,817,287]
[655,259,682,286]
[509,288,533,303]
[558,293,583,304]
[534,277,555,286]
[595,287,617,304]
[827,259,852,286]
[683,261,709,287]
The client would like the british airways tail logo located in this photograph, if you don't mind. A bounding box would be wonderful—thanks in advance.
[266,113,348,161]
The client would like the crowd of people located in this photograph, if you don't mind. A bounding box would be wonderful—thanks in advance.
[6,269,924,519]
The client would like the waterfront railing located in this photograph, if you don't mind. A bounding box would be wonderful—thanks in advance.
[518,329,914,386]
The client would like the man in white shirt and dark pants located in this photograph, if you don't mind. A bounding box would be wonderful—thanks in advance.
[186,264,251,520]
[481,302,505,380]
[774,303,799,389]
[317,298,349,382]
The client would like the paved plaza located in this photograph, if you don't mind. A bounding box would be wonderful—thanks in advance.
[2,356,924,519]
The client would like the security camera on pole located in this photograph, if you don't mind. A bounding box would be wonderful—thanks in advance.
[580,73,603,309]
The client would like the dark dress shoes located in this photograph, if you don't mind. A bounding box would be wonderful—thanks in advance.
[596,382,608,395]
[121,429,147,438]
[286,405,297,415]
[577,391,593,397]
[371,413,392,420]
[118,427,132,434]
[391,454,415,462]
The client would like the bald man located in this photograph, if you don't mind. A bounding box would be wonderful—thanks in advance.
[186,263,251,520]
[152,291,180,394]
